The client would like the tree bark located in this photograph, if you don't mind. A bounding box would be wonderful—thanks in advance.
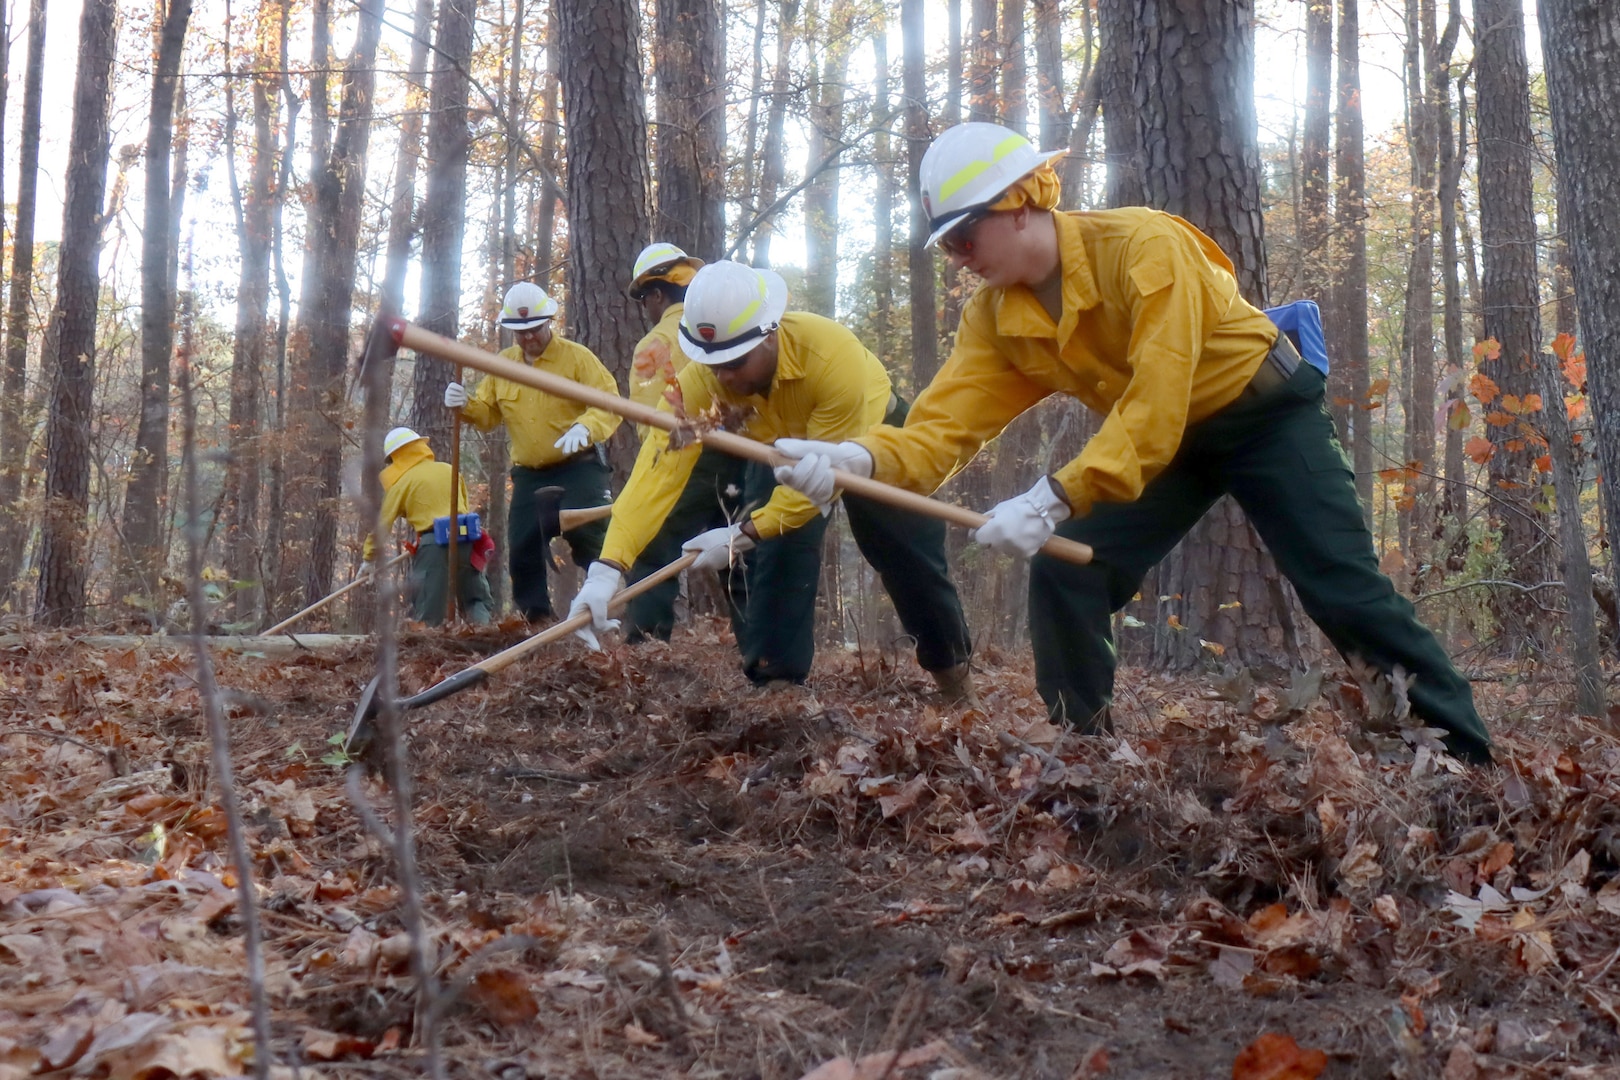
[968,0,998,123]
[1473,0,1552,641]
[379,0,434,323]
[803,0,855,318]
[1538,0,1620,702]
[735,0,769,252]
[123,0,194,615]
[751,0,800,266]
[534,5,562,285]
[999,0,1025,135]
[0,0,47,599]
[1098,0,1142,209]
[557,0,654,477]
[872,14,894,365]
[1332,0,1372,508]
[902,0,938,389]
[654,0,725,260]
[223,0,280,627]
[1439,59,1470,543]
[410,0,475,446]
[1299,0,1332,302]
[38,0,117,625]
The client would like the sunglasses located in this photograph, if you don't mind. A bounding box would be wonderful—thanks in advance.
[939,209,991,257]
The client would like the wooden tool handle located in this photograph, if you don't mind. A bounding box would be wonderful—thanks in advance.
[262,551,411,636]
[476,551,700,676]
[557,503,614,532]
[390,320,1093,567]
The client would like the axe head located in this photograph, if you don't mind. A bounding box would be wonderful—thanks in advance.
[346,674,382,757]
[533,485,568,543]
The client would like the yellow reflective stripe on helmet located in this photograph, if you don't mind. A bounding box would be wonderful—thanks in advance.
[726,273,768,336]
[937,133,1031,203]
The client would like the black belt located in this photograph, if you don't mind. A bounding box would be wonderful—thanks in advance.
[1241,332,1304,399]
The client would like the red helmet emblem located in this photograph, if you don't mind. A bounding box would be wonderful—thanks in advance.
[518,306,529,317]
[697,324,716,341]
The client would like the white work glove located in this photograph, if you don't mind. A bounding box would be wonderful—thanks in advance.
[567,562,624,651]
[443,381,468,408]
[554,422,592,455]
[973,476,1072,560]
[772,438,873,510]
[682,524,756,572]
[354,559,375,583]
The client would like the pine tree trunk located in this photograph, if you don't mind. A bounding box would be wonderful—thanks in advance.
[38,0,117,625]
[901,0,938,388]
[654,0,725,260]
[1538,0,1620,698]
[1473,0,1553,642]
[0,0,47,601]
[803,0,854,318]
[534,5,562,285]
[735,0,769,252]
[123,0,194,616]
[751,0,800,265]
[872,15,894,366]
[999,0,1025,134]
[1333,0,1372,510]
[411,0,474,445]
[1440,59,1470,546]
[224,3,280,627]
[263,1,298,617]
[379,0,434,324]
[1300,0,1332,302]
[1098,0,1142,209]
[557,0,654,477]
[968,0,998,123]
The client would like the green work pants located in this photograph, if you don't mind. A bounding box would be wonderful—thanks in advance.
[510,454,612,620]
[409,540,493,626]
[736,397,973,685]
[624,446,749,641]
[1029,363,1492,763]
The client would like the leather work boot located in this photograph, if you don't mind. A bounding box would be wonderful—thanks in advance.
[930,662,979,706]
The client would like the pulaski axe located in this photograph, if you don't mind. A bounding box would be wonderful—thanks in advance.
[534,485,613,544]
[346,549,697,754]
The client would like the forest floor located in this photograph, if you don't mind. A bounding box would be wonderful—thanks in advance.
[3,617,1620,1079]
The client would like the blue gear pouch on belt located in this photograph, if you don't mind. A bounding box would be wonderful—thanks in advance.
[1264,299,1330,375]
[432,513,482,546]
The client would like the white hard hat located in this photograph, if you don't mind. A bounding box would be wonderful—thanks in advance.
[678,261,789,365]
[499,281,558,330]
[383,426,426,458]
[919,122,1067,248]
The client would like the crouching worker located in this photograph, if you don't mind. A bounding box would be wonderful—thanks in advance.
[567,260,976,700]
[774,121,1493,764]
[359,426,494,626]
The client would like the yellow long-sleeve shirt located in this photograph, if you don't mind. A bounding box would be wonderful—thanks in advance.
[362,440,470,561]
[458,338,623,468]
[629,303,688,430]
[600,311,891,569]
[859,207,1278,518]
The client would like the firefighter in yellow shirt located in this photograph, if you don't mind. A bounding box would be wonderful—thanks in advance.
[443,282,621,620]
[619,243,751,641]
[774,121,1492,764]
[359,427,493,625]
[567,261,974,697]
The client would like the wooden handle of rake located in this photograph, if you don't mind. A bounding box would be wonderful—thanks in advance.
[447,364,463,624]
[262,551,411,636]
[475,550,698,677]
[388,319,1094,566]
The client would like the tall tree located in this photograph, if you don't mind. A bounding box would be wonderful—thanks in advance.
[1438,57,1470,544]
[968,0,998,122]
[38,0,117,624]
[0,0,47,600]
[1539,0,1620,568]
[871,14,895,364]
[410,0,475,444]
[1472,0,1551,638]
[379,0,435,322]
[223,0,281,626]
[1128,0,1307,668]
[654,0,725,260]
[999,0,1026,134]
[751,0,800,265]
[1332,0,1371,506]
[803,0,856,317]
[1299,0,1332,302]
[286,0,384,606]
[902,0,938,388]
[1098,0,1142,208]
[1538,0,1618,702]
[123,0,194,615]
[558,0,653,474]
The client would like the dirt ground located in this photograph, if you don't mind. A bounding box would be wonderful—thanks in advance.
[3,618,1620,1079]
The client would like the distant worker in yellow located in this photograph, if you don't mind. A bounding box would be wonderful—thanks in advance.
[619,243,749,640]
[359,427,493,626]
[443,282,622,621]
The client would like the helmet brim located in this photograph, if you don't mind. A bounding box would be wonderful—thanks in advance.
[680,269,788,365]
[501,315,552,331]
